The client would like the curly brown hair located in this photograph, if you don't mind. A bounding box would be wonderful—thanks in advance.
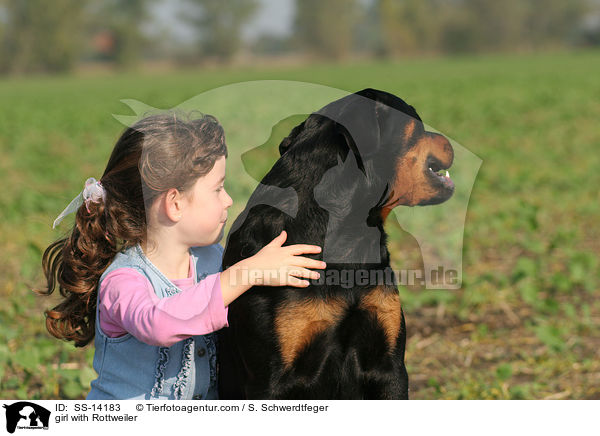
[38,111,228,347]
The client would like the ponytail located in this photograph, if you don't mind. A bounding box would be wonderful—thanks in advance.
[40,202,120,347]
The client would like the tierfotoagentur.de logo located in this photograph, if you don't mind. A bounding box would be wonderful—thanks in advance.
[2,402,50,434]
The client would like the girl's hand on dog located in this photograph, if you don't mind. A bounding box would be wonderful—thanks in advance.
[219,231,326,307]
[249,230,326,288]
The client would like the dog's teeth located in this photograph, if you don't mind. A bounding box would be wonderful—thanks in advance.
[446,170,450,178]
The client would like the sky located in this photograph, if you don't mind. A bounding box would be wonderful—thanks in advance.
[152,0,296,44]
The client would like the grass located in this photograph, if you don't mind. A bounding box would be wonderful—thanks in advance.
[1,49,599,399]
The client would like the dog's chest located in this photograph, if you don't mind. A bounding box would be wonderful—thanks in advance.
[274,287,402,367]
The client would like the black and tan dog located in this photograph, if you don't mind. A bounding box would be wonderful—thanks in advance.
[217,88,454,399]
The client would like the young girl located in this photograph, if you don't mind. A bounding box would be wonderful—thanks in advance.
[40,112,326,400]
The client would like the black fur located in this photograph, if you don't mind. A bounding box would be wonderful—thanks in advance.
[217,88,437,399]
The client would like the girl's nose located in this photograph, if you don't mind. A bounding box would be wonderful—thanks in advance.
[225,191,233,208]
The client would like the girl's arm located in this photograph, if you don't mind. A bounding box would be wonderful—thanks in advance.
[100,231,325,347]
[99,268,227,347]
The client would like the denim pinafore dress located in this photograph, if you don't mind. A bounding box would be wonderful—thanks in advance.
[87,243,224,400]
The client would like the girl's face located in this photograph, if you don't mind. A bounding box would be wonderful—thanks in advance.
[179,155,233,246]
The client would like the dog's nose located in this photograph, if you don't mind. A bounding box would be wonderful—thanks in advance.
[430,133,454,168]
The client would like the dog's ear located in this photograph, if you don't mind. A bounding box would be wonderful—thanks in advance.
[279,120,306,156]
[355,88,422,123]
[277,114,311,156]
[330,89,422,161]
[324,90,389,161]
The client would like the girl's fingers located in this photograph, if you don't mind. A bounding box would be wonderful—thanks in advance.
[290,256,327,270]
[286,244,322,255]
[288,267,321,280]
[287,276,310,288]
[266,230,287,247]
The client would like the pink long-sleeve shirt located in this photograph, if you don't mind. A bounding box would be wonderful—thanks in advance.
[98,253,228,347]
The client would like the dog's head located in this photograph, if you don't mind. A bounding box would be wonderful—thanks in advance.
[278,88,454,221]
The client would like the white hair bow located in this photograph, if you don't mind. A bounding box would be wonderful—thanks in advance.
[52,178,106,229]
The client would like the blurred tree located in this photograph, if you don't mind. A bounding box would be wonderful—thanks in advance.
[0,0,86,74]
[523,0,588,49]
[183,0,259,62]
[461,0,529,51]
[577,11,600,46]
[435,0,479,54]
[251,34,293,56]
[293,0,360,59]
[373,0,589,55]
[459,0,587,52]
[87,0,156,69]
[355,0,383,56]
[375,0,439,56]
[0,3,4,61]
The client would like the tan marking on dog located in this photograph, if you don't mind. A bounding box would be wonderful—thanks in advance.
[381,131,454,221]
[275,298,347,367]
[403,119,417,141]
[359,287,402,349]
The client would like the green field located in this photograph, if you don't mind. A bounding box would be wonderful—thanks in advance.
[1,49,599,399]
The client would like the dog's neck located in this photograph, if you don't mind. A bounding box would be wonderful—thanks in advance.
[296,204,391,271]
